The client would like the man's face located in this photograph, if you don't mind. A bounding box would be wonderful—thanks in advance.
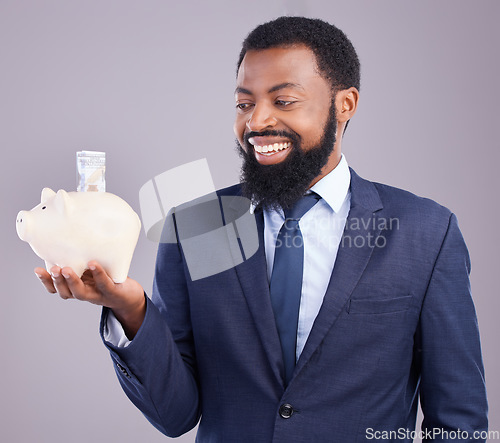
[234,45,340,210]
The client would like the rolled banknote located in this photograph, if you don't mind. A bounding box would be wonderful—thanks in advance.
[77,150,106,192]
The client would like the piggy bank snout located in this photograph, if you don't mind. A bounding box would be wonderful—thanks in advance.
[16,210,28,240]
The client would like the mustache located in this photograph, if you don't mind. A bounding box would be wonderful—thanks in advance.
[243,129,301,146]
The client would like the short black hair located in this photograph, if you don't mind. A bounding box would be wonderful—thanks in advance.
[237,16,360,92]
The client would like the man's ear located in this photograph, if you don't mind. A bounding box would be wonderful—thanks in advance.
[335,87,359,124]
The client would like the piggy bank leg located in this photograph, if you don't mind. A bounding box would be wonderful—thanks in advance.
[109,270,128,284]
[104,262,129,284]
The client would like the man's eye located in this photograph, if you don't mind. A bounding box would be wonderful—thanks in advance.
[275,100,295,107]
[236,103,253,111]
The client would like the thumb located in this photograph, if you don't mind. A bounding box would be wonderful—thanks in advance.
[87,261,115,294]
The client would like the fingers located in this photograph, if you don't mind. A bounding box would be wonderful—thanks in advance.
[59,266,89,300]
[35,265,81,301]
[60,262,115,304]
[34,261,121,306]
[34,267,57,294]
[50,266,75,300]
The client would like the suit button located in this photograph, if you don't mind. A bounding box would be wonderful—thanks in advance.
[279,403,294,419]
[116,362,131,378]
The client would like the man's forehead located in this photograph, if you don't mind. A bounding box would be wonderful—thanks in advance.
[236,46,321,91]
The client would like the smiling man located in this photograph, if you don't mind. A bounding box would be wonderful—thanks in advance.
[37,16,487,442]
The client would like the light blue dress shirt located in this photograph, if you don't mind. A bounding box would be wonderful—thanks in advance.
[263,154,351,359]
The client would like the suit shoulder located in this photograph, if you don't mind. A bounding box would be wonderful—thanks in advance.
[216,183,242,197]
[365,179,461,253]
[371,180,452,220]
[170,184,241,212]
[355,174,456,241]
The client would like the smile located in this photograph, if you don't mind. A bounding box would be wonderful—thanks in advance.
[248,136,292,155]
[253,142,291,155]
[246,137,293,164]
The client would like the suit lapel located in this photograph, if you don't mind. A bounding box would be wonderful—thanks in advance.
[222,195,284,385]
[294,169,384,381]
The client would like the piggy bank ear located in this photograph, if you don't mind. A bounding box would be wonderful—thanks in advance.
[41,188,56,204]
[54,190,73,214]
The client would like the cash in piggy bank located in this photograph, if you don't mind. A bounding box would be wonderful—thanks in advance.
[16,188,141,283]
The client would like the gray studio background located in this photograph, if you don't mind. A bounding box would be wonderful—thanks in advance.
[1,1,498,442]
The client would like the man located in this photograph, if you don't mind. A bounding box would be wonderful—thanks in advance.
[36,17,487,442]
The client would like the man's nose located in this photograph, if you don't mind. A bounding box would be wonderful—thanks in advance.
[246,103,277,132]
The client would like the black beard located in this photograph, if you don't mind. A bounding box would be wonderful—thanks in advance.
[236,105,337,211]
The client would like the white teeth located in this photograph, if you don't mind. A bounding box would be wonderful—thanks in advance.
[254,142,290,155]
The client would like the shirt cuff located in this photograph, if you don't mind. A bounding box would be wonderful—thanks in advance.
[103,309,132,348]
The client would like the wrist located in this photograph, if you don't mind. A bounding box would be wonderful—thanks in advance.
[111,293,146,340]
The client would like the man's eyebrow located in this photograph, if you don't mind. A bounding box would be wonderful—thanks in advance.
[268,82,304,93]
[234,87,252,95]
[234,83,305,95]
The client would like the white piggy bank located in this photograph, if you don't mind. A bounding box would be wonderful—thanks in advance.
[16,188,141,283]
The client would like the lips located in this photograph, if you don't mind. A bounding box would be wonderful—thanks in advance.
[252,141,291,155]
[248,136,292,153]
[247,136,293,164]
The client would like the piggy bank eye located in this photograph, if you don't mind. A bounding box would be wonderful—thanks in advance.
[42,206,46,210]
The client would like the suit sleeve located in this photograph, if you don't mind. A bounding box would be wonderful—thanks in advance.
[418,213,488,441]
[100,212,201,438]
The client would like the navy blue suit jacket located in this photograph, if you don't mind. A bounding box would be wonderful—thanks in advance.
[101,169,487,442]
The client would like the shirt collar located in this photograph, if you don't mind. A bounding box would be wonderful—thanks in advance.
[249,154,351,214]
[310,154,350,213]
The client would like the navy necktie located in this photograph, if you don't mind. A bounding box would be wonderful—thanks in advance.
[269,192,320,385]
